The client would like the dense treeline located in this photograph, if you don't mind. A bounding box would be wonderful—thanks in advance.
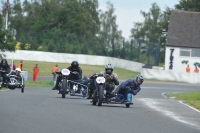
[0,0,199,65]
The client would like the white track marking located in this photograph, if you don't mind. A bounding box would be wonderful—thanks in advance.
[161,92,168,98]
[137,98,200,130]
[161,93,200,113]
[179,101,200,113]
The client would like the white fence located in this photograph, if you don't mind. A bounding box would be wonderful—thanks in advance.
[4,50,144,72]
[4,50,200,84]
[141,68,200,84]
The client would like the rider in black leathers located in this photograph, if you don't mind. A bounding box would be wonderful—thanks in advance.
[52,61,82,90]
[0,59,11,88]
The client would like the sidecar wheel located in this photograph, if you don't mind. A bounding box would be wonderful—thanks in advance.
[21,86,24,93]
[92,92,97,105]
[62,93,65,98]
[126,104,130,108]
[92,101,97,105]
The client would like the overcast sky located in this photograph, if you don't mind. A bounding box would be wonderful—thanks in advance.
[98,0,180,39]
[6,0,180,39]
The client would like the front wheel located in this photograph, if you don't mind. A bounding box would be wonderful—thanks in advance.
[61,79,67,98]
[97,85,103,106]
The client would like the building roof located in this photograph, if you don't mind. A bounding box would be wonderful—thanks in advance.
[166,10,200,48]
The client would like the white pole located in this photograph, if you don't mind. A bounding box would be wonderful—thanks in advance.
[5,0,9,39]
[11,52,13,71]
[5,12,8,30]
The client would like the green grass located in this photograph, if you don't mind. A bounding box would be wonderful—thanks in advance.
[8,59,140,80]
[25,81,53,87]
[0,88,8,90]
[167,92,200,110]
[0,81,53,91]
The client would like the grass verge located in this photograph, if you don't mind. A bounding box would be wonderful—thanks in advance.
[8,59,140,80]
[0,88,9,91]
[25,81,53,87]
[0,81,53,91]
[167,92,200,110]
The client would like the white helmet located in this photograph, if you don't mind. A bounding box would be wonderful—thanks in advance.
[105,64,114,74]
[15,68,21,72]
[135,74,144,85]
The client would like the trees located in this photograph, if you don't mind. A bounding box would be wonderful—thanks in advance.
[130,3,170,65]
[98,1,122,57]
[1,0,184,65]
[175,0,200,11]
[6,0,102,54]
[0,9,15,52]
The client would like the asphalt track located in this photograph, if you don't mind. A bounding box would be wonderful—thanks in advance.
[0,77,200,133]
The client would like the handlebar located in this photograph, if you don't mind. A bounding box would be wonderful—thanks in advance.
[55,70,61,74]
[0,70,6,73]
[9,75,18,78]
[71,71,79,74]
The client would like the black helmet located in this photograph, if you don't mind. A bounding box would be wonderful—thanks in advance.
[105,64,113,74]
[71,61,79,69]
[1,59,8,66]
[135,74,144,85]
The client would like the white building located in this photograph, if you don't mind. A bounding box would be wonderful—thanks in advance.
[165,10,200,73]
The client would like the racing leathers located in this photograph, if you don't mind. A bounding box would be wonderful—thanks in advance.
[0,63,11,88]
[112,78,141,97]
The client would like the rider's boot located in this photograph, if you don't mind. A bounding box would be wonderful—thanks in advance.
[52,87,56,90]
[52,86,59,90]
[52,81,59,90]
[87,88,94,99]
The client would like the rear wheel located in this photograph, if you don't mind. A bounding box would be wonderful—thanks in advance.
[21,79,24,93]
[62,79,67,98]
[97,85,103,106]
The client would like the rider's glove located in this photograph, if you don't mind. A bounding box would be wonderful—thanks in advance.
[73,71,79,74]
[124,86,131,92]
[112,77,116,81]
[126,88,136,95]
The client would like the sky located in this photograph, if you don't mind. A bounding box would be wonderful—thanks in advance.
[6,0,180,39]
[98,0,180,39]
